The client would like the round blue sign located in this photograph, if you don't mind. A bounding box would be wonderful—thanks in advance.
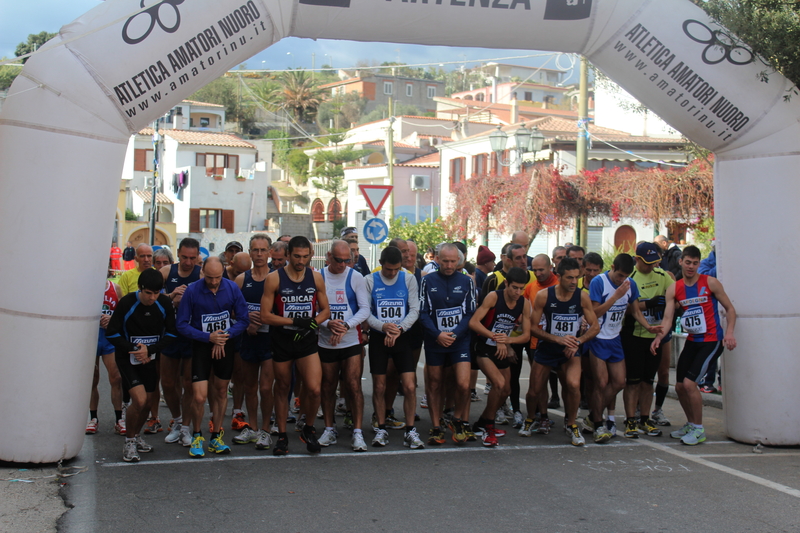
[363,218,389,244]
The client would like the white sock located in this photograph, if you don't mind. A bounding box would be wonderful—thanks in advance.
[353,428,362,434]
[233,409,242,415]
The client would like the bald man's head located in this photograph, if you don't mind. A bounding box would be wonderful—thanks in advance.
[511,231,529,247]
[531,253,552,284]
[203,256,224,291]
[231,252,252,277]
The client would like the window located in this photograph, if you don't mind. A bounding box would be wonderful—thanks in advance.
[383,81,393,95]
[489,152,499,175]
[476,93,484,102]
[501,150,510,176]
[189,208,234,233]
[311,199,325,222]
[427,86,436,98]
[327,198,342,222]
[472,154,487,177]
[449,157,465,188]
[199,117,210,127]
[406,84,413,97]
[134,149,154,172]
[196,153,239,177]
[524,91,533,101]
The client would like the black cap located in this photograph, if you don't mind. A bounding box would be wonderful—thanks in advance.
[225,241,243,252]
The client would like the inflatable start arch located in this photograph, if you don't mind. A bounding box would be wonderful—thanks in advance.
[1,0,798,462]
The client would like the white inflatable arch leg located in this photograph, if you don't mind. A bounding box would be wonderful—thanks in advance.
[1,0,798,461]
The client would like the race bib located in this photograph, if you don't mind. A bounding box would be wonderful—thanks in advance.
[550,313,579,337]
[377,299,406,324]
[202,311,230,334]
[436,307,463,332]
[486,321,514,347]
[604,303,627,336]
[330,304,348,322]
[284,302,312,330]
[130,335,158,365]
[681,307,707,334]
[642,307,661,325]
[247,303,269,332]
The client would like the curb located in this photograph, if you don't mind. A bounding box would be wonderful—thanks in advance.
[667,386,723,409]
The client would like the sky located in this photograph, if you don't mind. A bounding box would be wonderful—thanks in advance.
[1,0,581,82]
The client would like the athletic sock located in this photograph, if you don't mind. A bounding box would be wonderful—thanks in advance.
[405,426,416,434]
[477,417,491,428]
[640,415,649,425]
[353,428,362,435]
[233,409,242,415]
[193,431,202,437]
[655,383,669,408]
[692,424,704,430]
[378,424,386,431]
[325,426,334,432]
[114,410,122,421]
[607,415,616,423]
[278,432,288,439]
[211,432,219,440]
[174,416,182,425]
[90,410,98,420]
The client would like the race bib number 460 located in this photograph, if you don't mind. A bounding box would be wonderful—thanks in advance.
[202,311,230,333]
[436,307,463,332]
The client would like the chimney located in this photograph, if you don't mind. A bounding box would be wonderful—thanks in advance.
[510,94,518,124]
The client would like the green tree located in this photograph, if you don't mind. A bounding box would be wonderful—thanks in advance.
[0,59,21,90]
[359,102,422,123]
[387,216,450,256]
[265,129,291,169]
[15,31,57,63]
[694,1,800,97]
[254,70,325,123]
[188,76,255,133]
[288,149,310,184]
[311,144,371,199]
[317,91,368,130]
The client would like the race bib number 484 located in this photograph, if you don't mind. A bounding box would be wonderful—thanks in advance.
[436,307,463,332]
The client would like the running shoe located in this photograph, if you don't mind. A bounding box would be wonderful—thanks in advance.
[428,427,446,445]
[519,418,535,437]
[300,425,321,453]
[135,435,153,453]
[464,423,477,442]
[470,391,481,402]
[537,418,553,435]
[317,406,324,419]
[179,426,192,447]
[273,434,289,456]
[420,395,428,409]
[189,434,205,457]
[404,428,425,449]
[291,397,301,414]
[372,428,389,447]
[371,412,379,432]
[502,400,514,418]
[209,432,231,454]
[606,420,617,437]
[639,419,663,437]
[483,382,492,395]
[581,416,595,435]
[352,432,368,452]
[233,427,258,444]
[114,419,126,436]
[343,411,354,430]
[451,420,467,444]
[385,414,406,430]
[231,412,247,431]
[143,417,162,434]
[670,422,693,439]
[123,440,140,463]
[593,425,612,444]
[286,412,297,424]
[270,423,279,435]
[624,418,639,439]
[651,408,671,426]
[481,425,498,447]
[699,385,716,394]
[548,397,561,409]
[680,426,706,446]
[493,427,506,437]
[335,397,347,415]
[495,409,509,426]
[512,411,524,429]
[296,414,306,432]
[85,418,98,435]
[255,430,272,450]
[318,427,338,447]
[165,423,182,443]
[567,424,585,446]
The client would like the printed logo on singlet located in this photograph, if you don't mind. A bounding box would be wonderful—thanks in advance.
[680,296,708,307]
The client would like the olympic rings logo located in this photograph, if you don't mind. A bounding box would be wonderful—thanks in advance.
[682,19,754,66]
[122,0,185,45]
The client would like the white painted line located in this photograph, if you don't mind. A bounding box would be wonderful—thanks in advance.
[636,438,800,499]
[101,441,640,468]
[696,452,800,458]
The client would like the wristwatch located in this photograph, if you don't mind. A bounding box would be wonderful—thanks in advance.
[344,323,351,331]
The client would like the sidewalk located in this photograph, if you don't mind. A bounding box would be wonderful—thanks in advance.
[667,368,723,409]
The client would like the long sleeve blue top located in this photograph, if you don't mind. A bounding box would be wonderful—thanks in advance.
[419,270,476,353]
[176,277,250,342]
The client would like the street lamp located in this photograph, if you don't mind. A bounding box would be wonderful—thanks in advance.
[489,124,533,167]
[527,126,545,162]
[286,52,294,68]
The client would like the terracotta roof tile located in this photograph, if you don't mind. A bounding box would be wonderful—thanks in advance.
[181,99,225,108]
[137,128,255,149]
[396,152,440,167]
[134,190,173,204]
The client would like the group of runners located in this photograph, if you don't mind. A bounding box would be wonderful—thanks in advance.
[92,230,735,462]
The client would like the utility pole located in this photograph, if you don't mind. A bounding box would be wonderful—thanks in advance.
[575,56,589,248]
[149,116,162,246]
[387,97,395,221]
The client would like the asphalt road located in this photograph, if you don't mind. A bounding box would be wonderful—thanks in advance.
[60,359,800,533]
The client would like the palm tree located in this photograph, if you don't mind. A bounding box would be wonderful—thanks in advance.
[252,70,325,123]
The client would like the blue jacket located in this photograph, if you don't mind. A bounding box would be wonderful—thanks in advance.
[176,277,250,342]
[419,270,476,353]
[698,250,717,277]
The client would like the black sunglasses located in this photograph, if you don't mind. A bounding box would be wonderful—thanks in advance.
[331,256,352,264]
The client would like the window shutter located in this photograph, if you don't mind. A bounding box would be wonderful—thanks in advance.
[134,149,147,171]
[227,155,239,170]
[189,208,200,233]
[222,209,235,233]
[196,153,205,167]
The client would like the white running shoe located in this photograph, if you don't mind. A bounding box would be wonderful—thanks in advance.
[335,397,347,414]
[255,429,272,450]
[651,408,671,426]
[403,428,425,449]
[165,423,182,444]
[179,426,192,447]
[352,432,368,452]
[123,440,140,462]
[233,427,258,444]
[135,435,153,453]
[495,409,508,425]
[318,427,338,447]
[372,428,389,447]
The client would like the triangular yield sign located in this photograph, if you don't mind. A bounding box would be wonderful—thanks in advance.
[359,185,393,216]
